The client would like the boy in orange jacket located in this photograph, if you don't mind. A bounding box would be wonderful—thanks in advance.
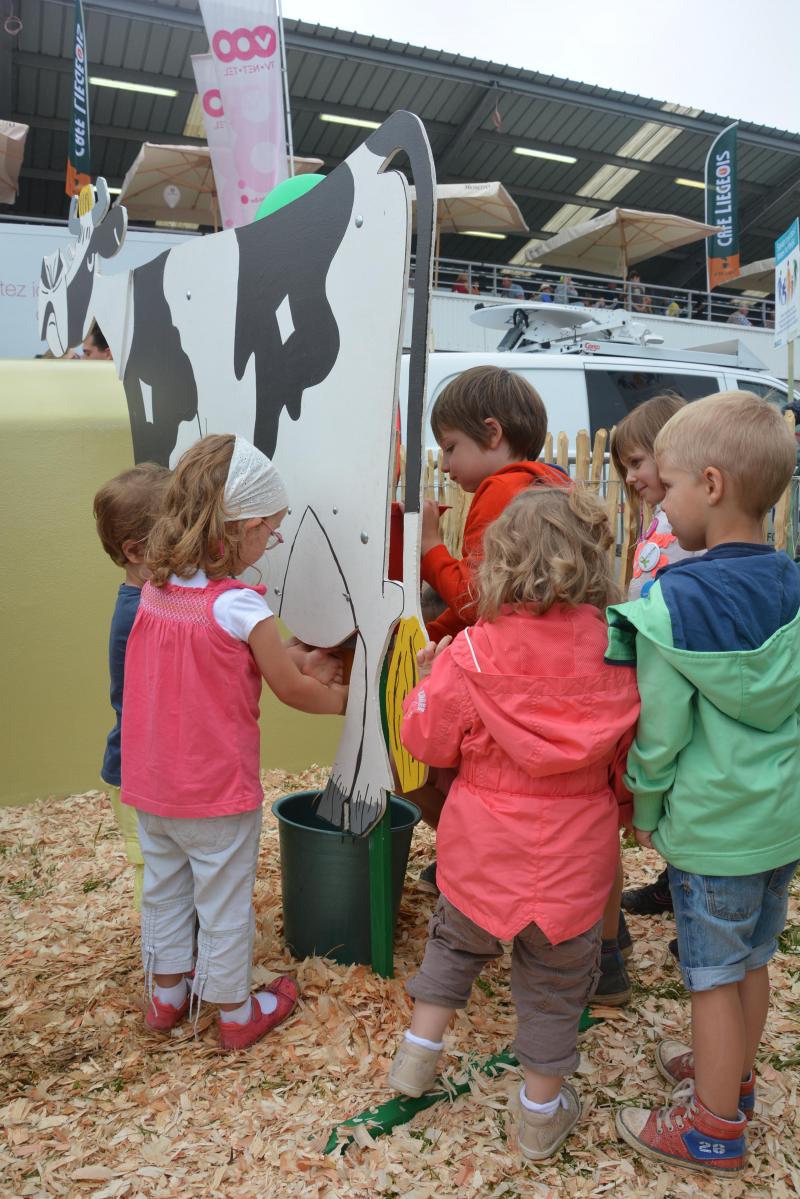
[409,367,565,859]
[421,366,565,644]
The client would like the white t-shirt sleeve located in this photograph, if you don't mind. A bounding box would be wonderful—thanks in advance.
[212,588,273,642]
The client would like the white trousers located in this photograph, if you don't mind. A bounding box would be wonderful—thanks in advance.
[136,807,263,1005]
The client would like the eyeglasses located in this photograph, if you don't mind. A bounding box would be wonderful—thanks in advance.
[257,518,284,551]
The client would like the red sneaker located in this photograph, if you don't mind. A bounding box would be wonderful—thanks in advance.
[655,1040,756,1120]
[218,977,298,1051]
[616,1081,746,1174]
[144,991,190,1032]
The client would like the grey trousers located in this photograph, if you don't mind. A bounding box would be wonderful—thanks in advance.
[137,807,263,1005]
[407,895,602,1075]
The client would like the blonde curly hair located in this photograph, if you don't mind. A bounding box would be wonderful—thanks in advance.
[146,434,251,587]
[476,485,620,618]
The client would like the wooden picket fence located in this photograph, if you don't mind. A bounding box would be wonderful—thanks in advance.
[399,411,798,592]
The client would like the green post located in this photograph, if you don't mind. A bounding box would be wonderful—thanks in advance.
[369,656,395,977]
[369,804,394,977]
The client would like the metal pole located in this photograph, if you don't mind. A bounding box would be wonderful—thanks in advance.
[368,655,395,978]
[789,339,796,401]
[276,0,295,177]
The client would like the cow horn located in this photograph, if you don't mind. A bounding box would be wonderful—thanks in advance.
[68,195,80,234]
[92,178,110,225]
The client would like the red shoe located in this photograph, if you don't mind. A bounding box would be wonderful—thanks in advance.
[616,1081,746,1174]
[655,1040,756,1120]
[218,977,298,1051]
[144,991,190,1032]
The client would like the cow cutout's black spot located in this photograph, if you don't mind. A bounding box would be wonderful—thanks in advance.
[233,164,355,458]
[123,253,199,465]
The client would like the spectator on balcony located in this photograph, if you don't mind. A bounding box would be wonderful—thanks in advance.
[605,280,623,309]
[728,301,752,327]
[665,298,682,318]
[555,274,580,304]
[536,282,555,303]
[500,270,525,299]
[626,271,647,313]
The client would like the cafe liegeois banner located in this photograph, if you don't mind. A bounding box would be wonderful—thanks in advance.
[705,122,739,290]
[65,0,92,197]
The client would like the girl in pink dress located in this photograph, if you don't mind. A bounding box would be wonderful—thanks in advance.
[389,486,640,1162]
[122,434,346,1050]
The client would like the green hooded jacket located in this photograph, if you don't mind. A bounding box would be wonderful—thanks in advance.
[606,545,800,875]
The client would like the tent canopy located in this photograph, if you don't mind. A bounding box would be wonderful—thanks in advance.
[0,120,28,205]
[116,143,324,226]
[724,257,775,295]
[410,181,529,236]
[520,206,721,278]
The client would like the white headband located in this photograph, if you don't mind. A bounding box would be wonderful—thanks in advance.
[223,436,289,521]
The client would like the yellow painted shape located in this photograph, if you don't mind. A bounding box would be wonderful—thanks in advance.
[0,361,342,806]
[385,616,428,791]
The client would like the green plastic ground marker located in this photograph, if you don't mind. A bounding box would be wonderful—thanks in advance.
[368,657,395,978]
[324,1009,601,1153]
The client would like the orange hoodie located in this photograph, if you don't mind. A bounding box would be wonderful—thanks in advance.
[422,460,568,643]
[402,607,640,942]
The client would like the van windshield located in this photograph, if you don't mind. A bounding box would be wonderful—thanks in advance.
[585,370,723,435]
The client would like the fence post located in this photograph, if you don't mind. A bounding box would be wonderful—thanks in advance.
[774,411,796,552]
[543,431,554,463]
[556,432,569,472]
[575,430,590,484]
[590,429,607,494]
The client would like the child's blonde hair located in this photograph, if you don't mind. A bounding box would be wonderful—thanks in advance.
[476,486,620,618]
[655,391,796,519]
[147,434,274,587]
[610,392,686,499]
[93,463,171,567]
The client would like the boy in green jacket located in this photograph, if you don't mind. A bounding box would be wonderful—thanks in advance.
[605,392,800,1175]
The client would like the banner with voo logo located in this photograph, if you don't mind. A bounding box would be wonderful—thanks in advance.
[198,0,288,228]
[190,53,239,229]
[705,122,739,290]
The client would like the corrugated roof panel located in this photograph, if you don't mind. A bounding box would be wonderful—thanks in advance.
[17,0,42,53]
[120,18,151,72]
[35,69,59,121]
[161,26,194,77]
[39,0,66,58]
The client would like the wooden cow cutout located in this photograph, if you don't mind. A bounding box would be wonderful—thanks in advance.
[39,111,435,835]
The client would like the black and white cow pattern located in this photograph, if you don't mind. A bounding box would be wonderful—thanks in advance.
[38,110,436,836]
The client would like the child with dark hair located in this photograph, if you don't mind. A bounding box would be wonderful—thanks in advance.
[94,463,172,907]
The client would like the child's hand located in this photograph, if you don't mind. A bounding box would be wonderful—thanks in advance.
[330,683,349,715]
[634,827,654,850]
[302,648,344,686]
[420,499,443,556]
[416,635,452,679]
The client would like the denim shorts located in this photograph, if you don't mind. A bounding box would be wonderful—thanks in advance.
[668,861,798,992]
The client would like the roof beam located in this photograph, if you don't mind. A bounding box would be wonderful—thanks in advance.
[16,111,205,147]
[14,49,196,94]
[41,0,800,157]
[436,85,499,177]
[0,18,14,117]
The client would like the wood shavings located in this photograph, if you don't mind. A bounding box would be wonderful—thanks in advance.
[1,781,798,1197]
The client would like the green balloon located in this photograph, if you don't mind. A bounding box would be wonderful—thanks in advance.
[255,173,325,220]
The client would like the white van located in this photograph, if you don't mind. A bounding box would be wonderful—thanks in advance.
[400,303,793,452]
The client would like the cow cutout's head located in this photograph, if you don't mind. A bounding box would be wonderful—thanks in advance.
[38,179,128,355]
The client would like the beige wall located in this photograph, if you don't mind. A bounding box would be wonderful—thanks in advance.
[0,360,341,807]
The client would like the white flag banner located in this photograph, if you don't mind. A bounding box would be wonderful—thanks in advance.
[198,0,288,228]
[190,52,239,229]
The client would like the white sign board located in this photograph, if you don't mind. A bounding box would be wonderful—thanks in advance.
[775,218,800,350]
[0,222,198,359]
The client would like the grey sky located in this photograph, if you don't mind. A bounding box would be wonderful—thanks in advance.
[286,0,799,135]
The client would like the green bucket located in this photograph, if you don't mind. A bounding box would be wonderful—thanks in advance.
[271,790,421,966]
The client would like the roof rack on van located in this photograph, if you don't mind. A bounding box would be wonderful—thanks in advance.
[470,302,768,371]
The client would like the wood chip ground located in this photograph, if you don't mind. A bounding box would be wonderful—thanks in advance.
[2,770,798,1198]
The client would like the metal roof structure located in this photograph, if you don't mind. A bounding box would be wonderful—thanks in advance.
[3,0,800,287]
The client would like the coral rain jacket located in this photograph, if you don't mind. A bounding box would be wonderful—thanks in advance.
[402,605,640,943]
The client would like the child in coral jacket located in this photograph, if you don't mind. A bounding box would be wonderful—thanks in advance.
[389,486,640,1163]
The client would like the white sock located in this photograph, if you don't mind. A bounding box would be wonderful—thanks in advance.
[221,990,279,1025]
[405,1030,444,1052]
[154,978,188,1007]
[520,1085,565,1115]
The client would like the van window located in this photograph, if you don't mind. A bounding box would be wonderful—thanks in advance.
[736,379,786,405]
[585,370,722,435]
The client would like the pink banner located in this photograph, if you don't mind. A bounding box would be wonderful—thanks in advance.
[198,0,288,228]
[190,53,239,229]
